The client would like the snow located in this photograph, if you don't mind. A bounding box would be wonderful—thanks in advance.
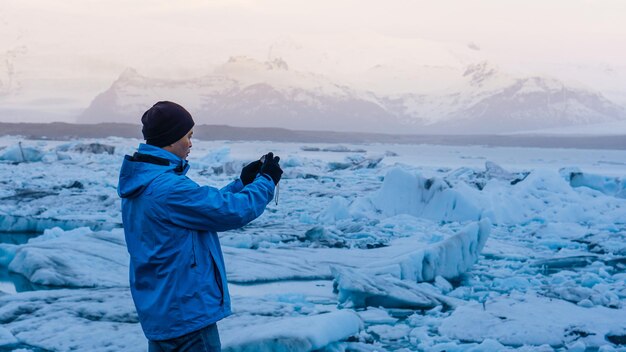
[0,136,625,351]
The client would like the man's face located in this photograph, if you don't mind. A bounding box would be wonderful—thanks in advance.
[165,129,193,160]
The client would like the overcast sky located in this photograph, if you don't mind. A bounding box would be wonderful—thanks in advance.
[2,0,626,122]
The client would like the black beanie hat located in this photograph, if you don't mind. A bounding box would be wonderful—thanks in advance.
[141,101,195,147]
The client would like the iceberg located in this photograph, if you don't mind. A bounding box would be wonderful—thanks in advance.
[360,219,491,282]
[331,220,490,309]
[331,267,460,309]
[366,166,625,226]
[70,142,115,155]
[564,170,626,199]
[445,161,529,190]
[7,227,129,287]
[0,143,45,163]
[371,168,483,223]
[327,155,383,171]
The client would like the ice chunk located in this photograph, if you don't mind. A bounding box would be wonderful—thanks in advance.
[224,246,334,283]
[565,170,626,198]
[357,307,398,324]
[195,146,239,174]
[531,255,599,272]
[70,143,115,155]
[332,267,454,309]
[347,197,377,219]
[439,293,626,348]
[491,277,531,293]
[0,213,118,233]
[446,161,529,190]
[296,225,385,249]
[199,146,231,164]
[318,196,351,223]
[371,168,483,222]
[221,310,362,352]
[322,145,366,153]
[546,285,621,308]
[331,220,489,309]
[0,143,44,163]
[8,228,129,287]
[366,323,411,341]
[328,155,383,171]
[363,219,491,282]
[281,156,304,167]
[479,168,625,225]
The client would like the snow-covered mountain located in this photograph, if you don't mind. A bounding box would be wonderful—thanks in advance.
[396,62,626,133]
[79,58,394,133]
[79,57,626,134]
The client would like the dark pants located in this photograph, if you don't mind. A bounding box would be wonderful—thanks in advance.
[148,323,221,352]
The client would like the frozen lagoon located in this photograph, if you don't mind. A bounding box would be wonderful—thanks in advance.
[0,136,625,351]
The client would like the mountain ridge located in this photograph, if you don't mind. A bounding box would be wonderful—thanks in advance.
[77,57,626,134]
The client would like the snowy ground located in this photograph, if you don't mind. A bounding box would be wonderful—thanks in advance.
[0,136,625,351]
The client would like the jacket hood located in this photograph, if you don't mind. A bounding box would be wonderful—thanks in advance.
[118,143,190,199]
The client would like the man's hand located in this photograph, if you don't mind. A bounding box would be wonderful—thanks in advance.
[240,159,262,186]
[260,152,283,185]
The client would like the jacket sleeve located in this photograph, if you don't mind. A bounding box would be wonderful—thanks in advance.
[220,179,244,194]
[165,175,275,232]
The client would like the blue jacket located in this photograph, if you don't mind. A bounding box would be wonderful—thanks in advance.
[117,144,274,340]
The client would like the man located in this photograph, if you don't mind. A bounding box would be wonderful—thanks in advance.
[117,101,282,351]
